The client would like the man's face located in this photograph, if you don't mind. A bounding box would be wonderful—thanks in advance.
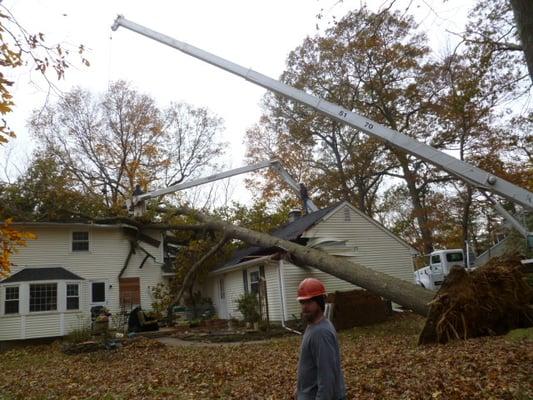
[299,298,321,323]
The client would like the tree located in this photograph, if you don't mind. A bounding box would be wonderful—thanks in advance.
[0,219,34,277]
[163,200,296,310]
[247,7,448,253]
[30,81,225,212]
[165,205,434,316]
[0,153,106,221]
[509,0,533,82]
[0,3,88,275]
[0,4,88,144]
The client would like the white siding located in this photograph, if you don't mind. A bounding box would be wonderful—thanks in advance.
[202,278,222,318]
[224,269,244,319]
[64,312,89,334]
[263,262,282,322]
[25,314,61,339]
[0,315,21,340]
[0,224,166,341]
[121,245,165,311]
[206,261,284,322]
[281,261,310,320]
[303,204,415,283]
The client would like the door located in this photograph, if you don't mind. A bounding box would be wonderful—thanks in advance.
[90,281,107,306]
[218,277,228,319]
[119,278,140,310]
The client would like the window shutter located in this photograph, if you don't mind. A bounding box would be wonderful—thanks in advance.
[243,269,248,293]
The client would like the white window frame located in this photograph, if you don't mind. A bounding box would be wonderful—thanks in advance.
[71,230,91,252]
[249,269,260,294]
[90,280,107,306]
[66,282,80,311]
[3,285,20,315]
[29,282,58,313]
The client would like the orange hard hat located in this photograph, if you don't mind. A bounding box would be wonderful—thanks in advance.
[297,278,326,301]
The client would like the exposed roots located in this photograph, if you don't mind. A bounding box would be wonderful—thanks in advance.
[419,255,533,345]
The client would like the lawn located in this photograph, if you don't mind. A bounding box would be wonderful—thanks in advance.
[0,314,531,399]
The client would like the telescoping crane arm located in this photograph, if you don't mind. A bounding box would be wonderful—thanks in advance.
[112,16,533,241]
[127,160,318,216]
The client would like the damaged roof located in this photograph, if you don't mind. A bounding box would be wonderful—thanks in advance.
[212,203,339,272]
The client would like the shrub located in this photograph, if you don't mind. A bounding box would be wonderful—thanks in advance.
[236,292,260,323]
[65,326,92,344]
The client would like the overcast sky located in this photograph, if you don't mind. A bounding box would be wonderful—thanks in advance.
[1,0,473,204]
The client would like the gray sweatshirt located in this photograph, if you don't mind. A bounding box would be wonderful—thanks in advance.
[297,318,346,400]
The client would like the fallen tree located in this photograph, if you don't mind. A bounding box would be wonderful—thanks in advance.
[142,207,532,344]
[145,206,435,317]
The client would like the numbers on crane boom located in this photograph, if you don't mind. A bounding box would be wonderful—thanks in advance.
[337,109,374,131]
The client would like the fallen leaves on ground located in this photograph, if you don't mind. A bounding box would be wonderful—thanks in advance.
[0,314,531,399]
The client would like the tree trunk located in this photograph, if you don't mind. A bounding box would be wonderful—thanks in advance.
[461,186,474,259]
[396,153,434,254]
[173,207,434,317]
[510,0,533,82]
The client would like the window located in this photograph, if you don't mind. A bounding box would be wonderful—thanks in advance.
[219,278,225,300]
[431,255,441,264]
[30,283,57,312]
[72,231,89,251]
[66,284,79,310]
[343,207,351,222]
[91,282,106,304]
[4,286,19,314]
[250,271,260,294]
[446,252,464,262]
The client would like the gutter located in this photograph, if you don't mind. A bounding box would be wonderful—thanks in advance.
[209,254,275,276]
[277,258,301,335]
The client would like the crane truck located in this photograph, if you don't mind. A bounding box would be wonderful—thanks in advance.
[111,16,533,288]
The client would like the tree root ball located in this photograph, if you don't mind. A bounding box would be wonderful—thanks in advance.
[419,256,533,345]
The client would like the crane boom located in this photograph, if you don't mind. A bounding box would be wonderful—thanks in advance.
[112,16,532,239]
[128,160,318,216]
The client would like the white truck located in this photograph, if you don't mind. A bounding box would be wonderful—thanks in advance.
[414,249,467,290]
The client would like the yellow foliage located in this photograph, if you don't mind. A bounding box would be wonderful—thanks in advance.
[0,219,36,277]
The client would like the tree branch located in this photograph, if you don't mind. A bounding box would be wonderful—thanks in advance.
[171,233,229,306]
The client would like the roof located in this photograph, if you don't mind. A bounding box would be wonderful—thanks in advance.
[212,204,340,272]
[0,267,85,283]
[7,221,162,248]
[9,221,124,228]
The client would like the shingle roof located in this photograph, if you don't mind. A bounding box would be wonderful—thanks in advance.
[0,267,84,283]
[212,204,340,271]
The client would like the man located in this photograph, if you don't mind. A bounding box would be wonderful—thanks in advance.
[295,278,346,400]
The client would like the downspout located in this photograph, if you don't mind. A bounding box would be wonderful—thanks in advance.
[278,258,301,335]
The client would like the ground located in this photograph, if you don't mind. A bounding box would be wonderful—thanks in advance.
[0,314,531,399]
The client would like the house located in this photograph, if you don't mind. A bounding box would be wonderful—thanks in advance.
[0,222,171,341]
[202,202,417,323]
